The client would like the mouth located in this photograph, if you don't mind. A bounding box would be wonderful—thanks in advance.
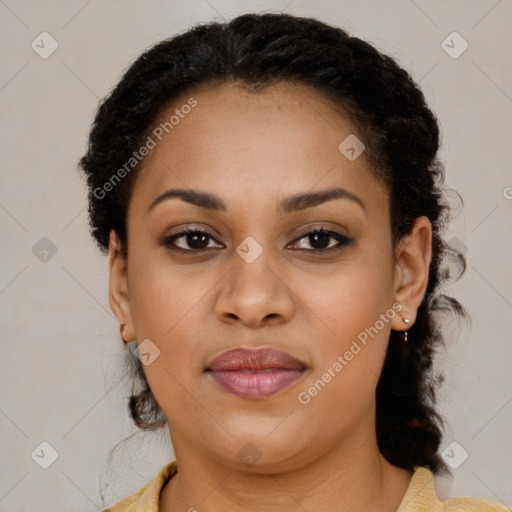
[205,346,307,399]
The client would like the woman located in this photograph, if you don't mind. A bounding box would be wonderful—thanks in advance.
[78,12,509,512]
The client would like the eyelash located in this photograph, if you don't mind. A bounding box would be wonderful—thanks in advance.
[161,226,354,254]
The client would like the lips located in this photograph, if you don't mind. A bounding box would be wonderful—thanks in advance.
[207,347,306,372]
[205,347,307,399]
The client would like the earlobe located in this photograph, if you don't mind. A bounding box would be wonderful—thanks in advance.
[391,216,432,331]
[108,230,134,341]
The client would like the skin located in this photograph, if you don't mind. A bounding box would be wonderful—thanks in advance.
[109,81,432,511]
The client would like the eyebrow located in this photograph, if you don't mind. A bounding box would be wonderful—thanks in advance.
[147,187,367,214]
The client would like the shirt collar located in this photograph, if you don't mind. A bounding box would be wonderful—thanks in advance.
[396,466,444,512]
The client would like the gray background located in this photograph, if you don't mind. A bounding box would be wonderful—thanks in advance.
[1,0,511,510]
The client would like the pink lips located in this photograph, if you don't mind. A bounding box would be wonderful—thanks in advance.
[206,347,307,399]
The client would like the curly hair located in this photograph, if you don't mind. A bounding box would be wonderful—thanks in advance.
[79,12,466,475]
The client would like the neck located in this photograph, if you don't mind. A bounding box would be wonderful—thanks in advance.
[160,426,413,512]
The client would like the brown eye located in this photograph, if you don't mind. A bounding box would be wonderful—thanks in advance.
[290,228,353,252]
[163,229,223,252]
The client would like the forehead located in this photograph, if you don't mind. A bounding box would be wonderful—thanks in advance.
[129,81,387,217]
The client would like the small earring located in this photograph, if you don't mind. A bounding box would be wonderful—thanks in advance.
[403,318,410,342]
[119,324,127,343]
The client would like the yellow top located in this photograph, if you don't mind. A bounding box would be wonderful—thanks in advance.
[102,461,510,512]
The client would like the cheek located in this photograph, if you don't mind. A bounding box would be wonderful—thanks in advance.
[296,255,395,344]
[293,250,395,399]
[128,250,207,338]
[126,256,210,390]
[294,280,393,440]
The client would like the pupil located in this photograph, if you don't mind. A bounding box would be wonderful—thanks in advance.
[310,232,330,249]
[188,233,209,249]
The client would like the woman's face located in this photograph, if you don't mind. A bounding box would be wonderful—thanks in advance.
[110,81,430,472]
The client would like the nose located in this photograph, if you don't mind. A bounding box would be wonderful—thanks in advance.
[214,248,295,328]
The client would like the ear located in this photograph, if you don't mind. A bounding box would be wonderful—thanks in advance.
[390,216,432,332]
[108,230,135,341]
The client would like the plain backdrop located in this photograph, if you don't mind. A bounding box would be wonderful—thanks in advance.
[1,0,511,510]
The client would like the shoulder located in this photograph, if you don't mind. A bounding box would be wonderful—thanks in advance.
[102,460,178,512]
[443,497,510,512]
[398,466,510,512]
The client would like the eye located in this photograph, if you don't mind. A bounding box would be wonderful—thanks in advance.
[288,228,353,253]
[162,226,353,254]
[162,228,223,252]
